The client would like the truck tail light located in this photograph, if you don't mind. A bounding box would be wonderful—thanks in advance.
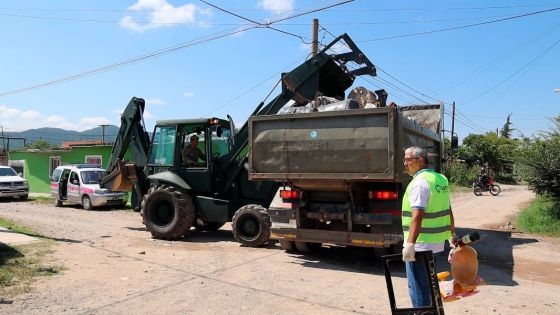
[368,191,398,200]
[280,189,302,200]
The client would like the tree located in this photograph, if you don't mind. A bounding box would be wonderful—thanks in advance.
[500,113,514,138]
[24,140,58,150]
[517,115,560,198]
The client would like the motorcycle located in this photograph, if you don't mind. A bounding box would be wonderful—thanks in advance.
[472,176,500,196]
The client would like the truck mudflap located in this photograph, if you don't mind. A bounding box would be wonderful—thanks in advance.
[270,228,403,248]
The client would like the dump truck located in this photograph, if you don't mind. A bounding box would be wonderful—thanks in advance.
[101,33,380,246]
[247,101,444,254]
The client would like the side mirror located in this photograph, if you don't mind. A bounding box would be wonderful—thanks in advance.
[216,126,223,138]
[451,136,459,149]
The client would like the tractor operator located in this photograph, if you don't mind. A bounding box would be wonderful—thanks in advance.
[401,146,455,308]
[182,135,206,167]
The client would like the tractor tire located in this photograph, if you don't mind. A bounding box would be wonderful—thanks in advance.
[141,185,195,240]
[194,219,225,232]
[279,240,296,252]
[294,241,322,253]
[232,204,271,247]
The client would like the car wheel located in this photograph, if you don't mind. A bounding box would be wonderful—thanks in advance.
[82,195,93,210]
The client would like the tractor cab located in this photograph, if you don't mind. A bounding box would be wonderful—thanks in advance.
[147,118,233,193]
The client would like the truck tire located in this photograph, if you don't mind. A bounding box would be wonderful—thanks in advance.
[194,219,225,232]
[232,204,270,247]
[279,240,296,252]
[294,241,322,253]
[141,185,195,240]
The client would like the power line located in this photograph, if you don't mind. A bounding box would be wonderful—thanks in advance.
[461,37,560,106]
[435,22,560,93]
[0,0,353,98]
[357,7,560,42]
[0,25,255,98]
[0,4,553,13]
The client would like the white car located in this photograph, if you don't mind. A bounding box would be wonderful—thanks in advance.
[0,166,29,199]
[50,164,128,210]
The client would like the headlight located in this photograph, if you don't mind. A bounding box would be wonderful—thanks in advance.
[94,189,106,195]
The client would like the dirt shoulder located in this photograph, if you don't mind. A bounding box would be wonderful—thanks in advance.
[0,185,559,314]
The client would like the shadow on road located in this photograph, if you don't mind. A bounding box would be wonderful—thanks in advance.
[457,227,538,287]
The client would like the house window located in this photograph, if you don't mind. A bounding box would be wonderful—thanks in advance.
[49,156,61,176]
[85,155,102,166]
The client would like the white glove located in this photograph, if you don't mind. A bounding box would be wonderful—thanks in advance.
[403,242,416,262]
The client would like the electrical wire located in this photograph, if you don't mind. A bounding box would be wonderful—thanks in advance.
[461,37,560,106]
[357,7,560,42]
[0,0,352,98]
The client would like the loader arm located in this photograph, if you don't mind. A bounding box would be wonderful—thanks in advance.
[222,33,376,193]
[101,97,151,194]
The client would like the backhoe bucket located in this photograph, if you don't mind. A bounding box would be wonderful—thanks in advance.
[101,160,137,192]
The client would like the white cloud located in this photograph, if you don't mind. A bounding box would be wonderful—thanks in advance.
[121,0,199,32]
[143,110,155,119]
[183,92,194,97]
[0,104,112,132]
[258,0,294,13]
[79,117,111,128]
[145,98,166,106]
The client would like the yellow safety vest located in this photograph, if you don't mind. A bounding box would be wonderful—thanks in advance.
[402,169,452,243]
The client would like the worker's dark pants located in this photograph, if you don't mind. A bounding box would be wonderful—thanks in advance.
[405,255,432,308]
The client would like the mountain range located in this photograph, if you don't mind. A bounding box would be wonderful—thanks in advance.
[2,125,120,151]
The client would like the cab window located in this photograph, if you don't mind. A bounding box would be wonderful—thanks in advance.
[149,126,176,166]
[182,128,207,167]
[51,168,62,182]
[69,172,80,185]
[211,126,231,159]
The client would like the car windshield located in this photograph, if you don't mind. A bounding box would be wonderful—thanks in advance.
[0,168,17,176]
[80,170,105,184]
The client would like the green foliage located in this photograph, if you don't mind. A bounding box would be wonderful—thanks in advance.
[455,132,519,180]
[500,113,514,138]
[517,195,560,237]
[517,136,560,198]
[443,162,479,186]
[24,139,58,150]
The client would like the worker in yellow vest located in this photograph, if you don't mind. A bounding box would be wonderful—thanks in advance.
[402,146,455,308]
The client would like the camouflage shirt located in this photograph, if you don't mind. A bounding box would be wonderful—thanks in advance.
[182,146,205,166]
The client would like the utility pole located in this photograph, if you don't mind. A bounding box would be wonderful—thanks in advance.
[311,18,319,56]
[450,102,455,164]
[99,124,109,144]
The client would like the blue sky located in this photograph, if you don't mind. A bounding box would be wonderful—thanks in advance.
[0,0,558,141]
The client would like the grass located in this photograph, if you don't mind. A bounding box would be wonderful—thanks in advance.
[0,218,35,236]
[0,219,61,298]
[28,196,54,205]
[516,195,560,237]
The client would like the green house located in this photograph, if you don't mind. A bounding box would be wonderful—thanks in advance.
[9,145,127,193]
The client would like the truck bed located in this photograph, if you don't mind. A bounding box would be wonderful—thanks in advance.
[248,106,441,186]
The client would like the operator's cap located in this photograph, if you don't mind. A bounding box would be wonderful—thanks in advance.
[190,135,199,141]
